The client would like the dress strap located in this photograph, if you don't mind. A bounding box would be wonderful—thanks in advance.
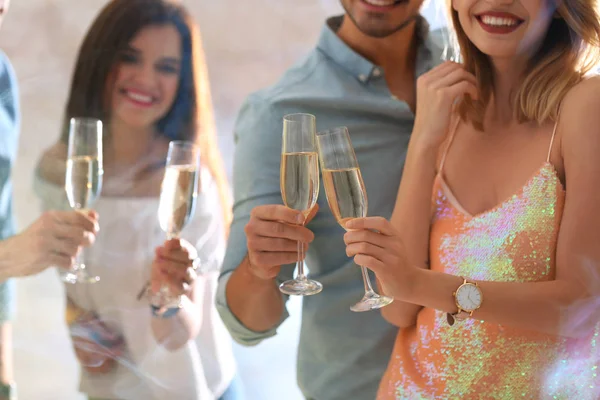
[546,106,562,163]
[438,116,461,173]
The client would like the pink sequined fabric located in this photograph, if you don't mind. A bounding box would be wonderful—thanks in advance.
[378,161,599,399]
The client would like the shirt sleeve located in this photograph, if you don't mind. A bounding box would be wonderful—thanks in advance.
[215,93,294,346]
[0,52,20,323]
[0,52,19,240]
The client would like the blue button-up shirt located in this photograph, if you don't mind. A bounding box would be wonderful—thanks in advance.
[217,16,445,400]
[0,50,19,322]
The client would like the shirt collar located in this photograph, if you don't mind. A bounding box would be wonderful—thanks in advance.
[316,15,438,84]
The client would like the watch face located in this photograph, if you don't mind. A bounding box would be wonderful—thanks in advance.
[456,283,482,312]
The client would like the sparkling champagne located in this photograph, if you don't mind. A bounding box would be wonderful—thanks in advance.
[158,165,198,237]
[322,167,367,227]
[65,155,103,210]
[280,152,319,215]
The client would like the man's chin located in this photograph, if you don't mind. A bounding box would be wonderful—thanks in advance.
[358,25,402,39]
[354,18,418,39]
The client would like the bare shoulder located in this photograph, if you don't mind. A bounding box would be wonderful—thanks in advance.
[561,76,600,123]
[558,76,600,147]
[37,142,68,186]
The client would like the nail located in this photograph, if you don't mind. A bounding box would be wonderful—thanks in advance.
[296,214,305,224]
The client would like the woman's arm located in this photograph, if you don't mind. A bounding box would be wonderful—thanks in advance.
[347,77,600,338]
[149,239,203,351]
[378,142,437,328]
[377,62,478,328]
[150,276,203,351]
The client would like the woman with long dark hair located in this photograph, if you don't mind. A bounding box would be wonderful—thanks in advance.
[34,0,240,399]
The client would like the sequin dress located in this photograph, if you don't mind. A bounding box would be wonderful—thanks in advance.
[377,119,599,399]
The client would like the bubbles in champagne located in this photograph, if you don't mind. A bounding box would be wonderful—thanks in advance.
[322,167,367,228]
[280,152,320,215]
[65,155,103,210]
[158,165,199,237]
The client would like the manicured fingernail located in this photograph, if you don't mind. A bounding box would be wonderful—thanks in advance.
[296,214,305,224]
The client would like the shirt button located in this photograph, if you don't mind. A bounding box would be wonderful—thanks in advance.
[373,68,382,77]
[358,74,367,82]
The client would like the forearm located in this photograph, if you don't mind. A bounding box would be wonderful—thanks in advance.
[0,238,21,281]
[408,268,596,338]
[226,256,285,333]
[151,295,201,351]
[379,279,421,328]
[384,139,438,326]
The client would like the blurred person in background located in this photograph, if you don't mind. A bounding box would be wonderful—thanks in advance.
[34,0,240,399]
[0,0,98,399]
[216,0,447,399]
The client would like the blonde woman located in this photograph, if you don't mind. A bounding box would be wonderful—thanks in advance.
[343,0,600,398]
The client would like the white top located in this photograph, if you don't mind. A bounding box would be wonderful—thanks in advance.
[33,166,236,400]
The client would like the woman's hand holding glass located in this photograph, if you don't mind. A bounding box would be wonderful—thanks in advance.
[146,140,201,309]
[150,238,198,300]
[343,217,417,302]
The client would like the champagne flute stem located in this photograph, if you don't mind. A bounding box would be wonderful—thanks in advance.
[167,232,178,240]
[74,249,85,271]
[296,241,307,281]
[360,266,376,295]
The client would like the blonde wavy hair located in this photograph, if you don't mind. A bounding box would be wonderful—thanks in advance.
[446,0,600,129]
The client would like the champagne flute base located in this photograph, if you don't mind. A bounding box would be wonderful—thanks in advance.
[350,292,393,312]
[60,267,100,284]
[279,278,323,296]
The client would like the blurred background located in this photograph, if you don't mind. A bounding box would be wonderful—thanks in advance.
[0,1,444,398]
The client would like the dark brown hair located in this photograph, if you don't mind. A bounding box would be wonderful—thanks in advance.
[62,0,231,226]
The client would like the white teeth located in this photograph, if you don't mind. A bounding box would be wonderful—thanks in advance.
[126,91,153,104]
[363,0,397,6]
[481,15,519,27]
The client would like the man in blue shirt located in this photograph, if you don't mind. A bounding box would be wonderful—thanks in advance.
[217,1,445,399]
[0,1,99,398]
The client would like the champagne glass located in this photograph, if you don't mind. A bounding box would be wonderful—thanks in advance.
[316,127,393,312]
[279,114,323,296]
[63,117,103,284]
[150,140,200,309]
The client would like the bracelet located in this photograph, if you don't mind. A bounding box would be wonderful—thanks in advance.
[150,304,181,319]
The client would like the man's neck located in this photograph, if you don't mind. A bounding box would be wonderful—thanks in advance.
[336,14,419,79]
